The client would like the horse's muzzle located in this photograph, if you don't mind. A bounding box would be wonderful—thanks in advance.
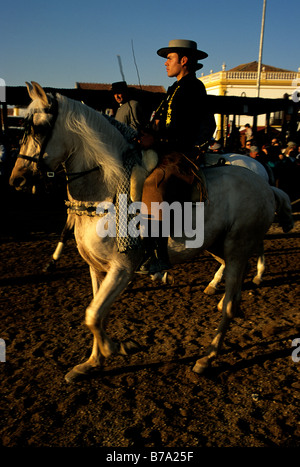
[9,174,27,190]
[9,171,39,192]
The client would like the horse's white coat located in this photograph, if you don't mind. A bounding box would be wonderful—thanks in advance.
[203,153,269,181]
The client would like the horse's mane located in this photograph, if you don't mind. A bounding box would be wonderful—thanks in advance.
[57,94,130,192]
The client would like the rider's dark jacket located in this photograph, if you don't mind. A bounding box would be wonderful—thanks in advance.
[141,72,216,219]
[153,72,216,153]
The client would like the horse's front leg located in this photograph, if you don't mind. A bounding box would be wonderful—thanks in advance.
[65,265,132,383]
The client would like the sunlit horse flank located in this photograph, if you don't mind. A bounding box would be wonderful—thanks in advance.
[10,82,294,383]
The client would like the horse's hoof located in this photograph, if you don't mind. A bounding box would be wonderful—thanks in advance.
[119,340,140,356]
[150,271,174,285]
[252,277,262,286]
[65,362,101,383]
[204,285,217,295]
[192,357,211,375]
[65,368,83,383]
[162,272,174,285]
[43,260,57,273]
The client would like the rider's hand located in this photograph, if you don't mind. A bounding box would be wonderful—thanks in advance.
[138,132,155,150]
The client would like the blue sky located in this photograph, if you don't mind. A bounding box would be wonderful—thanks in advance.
[2,0,299,90]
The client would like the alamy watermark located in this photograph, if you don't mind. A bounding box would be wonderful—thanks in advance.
[0,339,6,362]
[291,338,300,363]
[95,195,204,249]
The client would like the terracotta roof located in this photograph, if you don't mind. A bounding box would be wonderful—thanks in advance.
[75,82,166,93]
[229,61,296,73]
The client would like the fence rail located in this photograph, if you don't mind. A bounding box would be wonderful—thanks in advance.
[201,71,298,84]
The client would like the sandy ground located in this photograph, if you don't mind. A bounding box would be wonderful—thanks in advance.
[0,191,300,448]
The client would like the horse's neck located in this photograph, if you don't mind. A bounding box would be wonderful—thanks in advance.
[61,99,126,203]
[65,163,112,203]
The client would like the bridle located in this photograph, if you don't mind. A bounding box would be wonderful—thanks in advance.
[17,95,99,184]
[18,96,59,179]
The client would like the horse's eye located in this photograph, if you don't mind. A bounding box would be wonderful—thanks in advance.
[33,124,48,135]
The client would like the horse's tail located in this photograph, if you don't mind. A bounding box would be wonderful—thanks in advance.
[271,186,294,233]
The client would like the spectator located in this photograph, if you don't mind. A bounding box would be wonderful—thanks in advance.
[244,123,253,143]
[283,141,297,161]
[243,140,252,156]
[268,137,282,162]
[296,145,300,165]
[0,137,8,180]
[249,145,269,166]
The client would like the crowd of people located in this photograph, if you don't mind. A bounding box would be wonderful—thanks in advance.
[208,129,300,201]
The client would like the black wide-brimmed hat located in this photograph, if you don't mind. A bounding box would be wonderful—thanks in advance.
[111,81,128,94]
[157,39,208,70]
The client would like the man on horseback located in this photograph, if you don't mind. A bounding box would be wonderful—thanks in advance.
[138,39,216,275]
[112,81,145,132]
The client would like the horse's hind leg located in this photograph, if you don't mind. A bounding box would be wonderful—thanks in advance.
[43,214,74,272]
[204,263,225,295]
[252,242,265,285]
[193,257,246,374]
[252,254,265,285]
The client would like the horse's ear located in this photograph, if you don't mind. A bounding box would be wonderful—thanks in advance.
[25,81,33,94]
[26,81,49,106]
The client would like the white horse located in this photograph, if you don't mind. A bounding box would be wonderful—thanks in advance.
[9,82,293,383]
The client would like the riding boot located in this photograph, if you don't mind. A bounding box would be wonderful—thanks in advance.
[137,220,171,275]
[137,235,157,274]
[150,236,171,275]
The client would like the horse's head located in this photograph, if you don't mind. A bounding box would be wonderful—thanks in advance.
[10,81,130,198]
[9,82,64,191]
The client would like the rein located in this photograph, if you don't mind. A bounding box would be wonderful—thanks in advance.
[17,96,100,184]
[65,166,100,183]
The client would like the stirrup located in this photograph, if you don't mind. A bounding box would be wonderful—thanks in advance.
[137,256,171,275]
[148,258,171,275]
[136,255,155,275]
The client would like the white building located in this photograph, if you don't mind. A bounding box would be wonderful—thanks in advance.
[200,61,300,139]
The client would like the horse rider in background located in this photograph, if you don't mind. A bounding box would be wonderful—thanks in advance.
[137,39,216,275]
[112,81,145,132]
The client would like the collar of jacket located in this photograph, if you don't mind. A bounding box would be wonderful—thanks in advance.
[167,72,197,92]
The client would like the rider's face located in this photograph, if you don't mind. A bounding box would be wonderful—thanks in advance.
[165,53,183,78]
[114,93,124,104]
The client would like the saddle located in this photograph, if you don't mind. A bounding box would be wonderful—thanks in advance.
[130,149,208,205]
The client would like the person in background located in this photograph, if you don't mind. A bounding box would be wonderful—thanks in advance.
[268,138,282,162]
[111,81,145,132]
[244,123,253,144]
[243,140,252,156]
[283,141,297,161]
[296,145,300,164]
[249,145,268,165]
